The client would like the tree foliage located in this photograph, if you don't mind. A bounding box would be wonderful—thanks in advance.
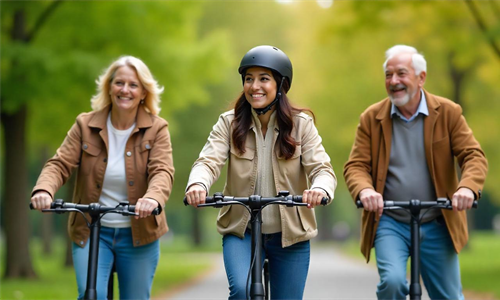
[1,0,231,278]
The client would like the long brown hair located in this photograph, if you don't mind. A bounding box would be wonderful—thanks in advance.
[231,71,315,160]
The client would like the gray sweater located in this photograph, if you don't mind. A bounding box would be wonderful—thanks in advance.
[383,114,442,223]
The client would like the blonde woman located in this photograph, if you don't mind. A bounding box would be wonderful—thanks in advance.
[31,56,174,299]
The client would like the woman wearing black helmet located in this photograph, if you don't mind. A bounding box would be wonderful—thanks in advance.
[185,45,336,299]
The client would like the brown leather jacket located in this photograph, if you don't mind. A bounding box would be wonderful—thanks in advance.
[32,105,174,247]
[344,90,488,262]
[187,110,337,247]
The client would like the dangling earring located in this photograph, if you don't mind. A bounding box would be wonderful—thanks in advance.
[140,99,144,104]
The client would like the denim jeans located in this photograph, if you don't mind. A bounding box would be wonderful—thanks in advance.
[374,214,464,300]
[72,227,159,300]
[222,230,310,300]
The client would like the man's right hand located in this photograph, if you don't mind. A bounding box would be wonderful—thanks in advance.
[31,191,52,211]
[359,188,384,217]
[185,184,207,207]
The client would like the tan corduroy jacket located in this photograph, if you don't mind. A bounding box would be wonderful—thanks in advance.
[344,90,488,262]
[32,105,175,247]
[187,110,337,247]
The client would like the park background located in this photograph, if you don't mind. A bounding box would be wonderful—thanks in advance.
[1,0,500,299]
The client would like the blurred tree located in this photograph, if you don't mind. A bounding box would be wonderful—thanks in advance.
[465,0,500,60]
[1,0,62,279]
[292,0,499,205]
[1,0,231,277]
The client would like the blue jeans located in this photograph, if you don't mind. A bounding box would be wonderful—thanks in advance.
[72,227,159,300]
[374,214,464,300]
[222,230,310,300]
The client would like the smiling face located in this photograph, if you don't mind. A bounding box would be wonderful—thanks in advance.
[384,53,425,107]
[243,67,278,110]
[109,65,146,114]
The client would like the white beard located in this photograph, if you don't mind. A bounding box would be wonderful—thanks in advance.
[389,93,411,107]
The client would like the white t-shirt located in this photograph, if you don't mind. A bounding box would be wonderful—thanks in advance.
[99,113,136,228]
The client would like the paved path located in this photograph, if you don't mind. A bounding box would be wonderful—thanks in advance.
[160,244,430,300]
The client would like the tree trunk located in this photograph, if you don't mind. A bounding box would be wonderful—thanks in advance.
[1,104,37,278]
[1,2,61,279]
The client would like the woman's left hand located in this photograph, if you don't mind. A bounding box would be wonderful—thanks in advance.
[135,197,159,219]
[302,189,327,208]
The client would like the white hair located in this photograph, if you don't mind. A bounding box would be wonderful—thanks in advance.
[383,45,427,76]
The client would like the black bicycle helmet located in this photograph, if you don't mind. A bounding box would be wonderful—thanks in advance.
[238,45,293,89]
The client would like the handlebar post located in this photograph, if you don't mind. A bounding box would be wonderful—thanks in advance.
[409,199,422,300]
[84,210,102,300]
[249,194,262,211]
[250,196,265,300]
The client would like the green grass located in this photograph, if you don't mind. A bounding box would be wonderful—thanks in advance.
[459,231,500,298]
[0,236,217,300]
[337,231,500,298]
[1,239,77,300]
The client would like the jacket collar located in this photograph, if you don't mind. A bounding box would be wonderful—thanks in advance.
[88,104,153,130]
[376,98,392,121]
[423,89,440,113]
[249,109,279,132]
[422,89,440,174]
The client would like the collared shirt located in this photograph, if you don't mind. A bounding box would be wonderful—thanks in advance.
[250,109,281,233]
[391,89,429,122]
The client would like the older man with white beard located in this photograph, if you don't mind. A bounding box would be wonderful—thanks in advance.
[343,45,488,300]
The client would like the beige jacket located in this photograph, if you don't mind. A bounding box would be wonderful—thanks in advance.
[344,90,488,262]
[33,105,175,247]
[187,109,337,247]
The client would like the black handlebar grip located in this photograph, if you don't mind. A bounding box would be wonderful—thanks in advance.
[184,196,216,206]
[293,195,329,206]
[29,202,56,210]
[127,205,161,215]
[472,200,478,209]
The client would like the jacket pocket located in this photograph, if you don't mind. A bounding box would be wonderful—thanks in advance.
[297,206,315,232]
[69,197,83,226]
[277,145,301,160]
[277,145,302,180]
[139,140,154,153]
[228,146,256,185]
[217,205,232,228]
[136,140,154,174]
[81,141,102,175]
[230,146,255,160]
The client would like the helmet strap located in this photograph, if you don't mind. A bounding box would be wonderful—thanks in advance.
[253,77,285,116]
